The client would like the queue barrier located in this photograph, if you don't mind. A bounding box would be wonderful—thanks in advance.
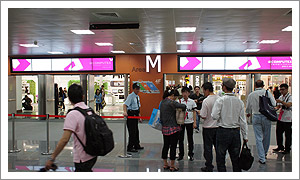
[8,113,150,158]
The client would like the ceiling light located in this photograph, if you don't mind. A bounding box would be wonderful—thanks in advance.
[19,44,39,47]
[48,51,64,54]
[177,50,190,53]
[70,30,95,34]
[111,50,125,53]
[282,26,292,31]
[95,43,113,46]
[176,27,196,32]
[176,41,193,45]
[258,40,279,44]
[243,40,259,44]
[244,49,260,52]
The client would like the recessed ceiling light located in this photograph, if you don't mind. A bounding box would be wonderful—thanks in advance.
[243,40,259,44]
[176,27,196,32]
[177,50,190,53]
[70,30,95,34]
[95,43,113,46]
[176,41,193,45]
[258,40,279,44]
[111,50,125,53]
[19,44,39,47]
[282,26,292,31]
[48,51,64,54]
[244,49,260,52]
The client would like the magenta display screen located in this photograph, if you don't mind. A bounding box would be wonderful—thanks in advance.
[11,57,115,72]
[178,56,292,71]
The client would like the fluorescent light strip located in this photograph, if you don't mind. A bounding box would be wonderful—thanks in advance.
[244,49,260,52]
[177,50,190,53]
[176,41,193,45]
[70,30,95,34]
[95,43,113,46]
[19,44,39,47]
[259,40,279,44]
[48,51,64,54]
[282,26,292,31]
[176,27,196,32]
[111,50,125,53]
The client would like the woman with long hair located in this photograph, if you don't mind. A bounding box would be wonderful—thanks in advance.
[94,89,102,112]
[160,89,186,171]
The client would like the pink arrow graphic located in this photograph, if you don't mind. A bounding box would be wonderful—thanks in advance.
[13,59,30,71]
[64,61,75,71]
[181,57,201,70]
[239,60,252,70]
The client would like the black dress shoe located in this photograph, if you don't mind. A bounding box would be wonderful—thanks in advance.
[201,166,213,172]
[127,149,138,153]
[135,146,144,150]
[258,160,266,164]
[188,156,194,161]
[273,147,284,152]
[282,150,290,154]
[177,156,183,161]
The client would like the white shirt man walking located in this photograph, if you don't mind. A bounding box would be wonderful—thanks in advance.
[246,80,276,164]
[211,78,248,172]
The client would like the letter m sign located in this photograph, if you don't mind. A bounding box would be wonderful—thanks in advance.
[146,55,161,72]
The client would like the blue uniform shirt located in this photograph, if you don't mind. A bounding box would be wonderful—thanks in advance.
[124,92,141,111]
[94,94,102,104]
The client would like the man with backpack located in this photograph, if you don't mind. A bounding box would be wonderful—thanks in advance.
[45,84,101,171]
[246,80,276,164]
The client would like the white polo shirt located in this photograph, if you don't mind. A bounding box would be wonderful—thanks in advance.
[200,95,219,128]
[178,98,197,124]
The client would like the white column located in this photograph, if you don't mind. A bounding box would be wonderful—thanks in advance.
[8,76,17,114]
[16,76,22,111]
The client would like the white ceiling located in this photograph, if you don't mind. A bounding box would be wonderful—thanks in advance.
[8,8,292,55]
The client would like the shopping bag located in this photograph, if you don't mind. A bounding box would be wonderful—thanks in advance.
[259,90,278,121]
[101,99,106,108]
[239,142,254,171]
[148,102,162,131]
[176,108,185,125]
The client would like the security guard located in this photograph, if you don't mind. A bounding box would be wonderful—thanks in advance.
[123,83,144,152]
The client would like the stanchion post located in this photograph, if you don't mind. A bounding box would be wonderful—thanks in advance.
[9,113,21,153]
[41,114,52,155]
[118,117,132,158]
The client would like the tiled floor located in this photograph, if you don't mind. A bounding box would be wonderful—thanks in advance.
[8,110,292,172]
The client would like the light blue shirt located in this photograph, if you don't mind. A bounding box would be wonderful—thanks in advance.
[124,92,141,111]
[94,94,102,104]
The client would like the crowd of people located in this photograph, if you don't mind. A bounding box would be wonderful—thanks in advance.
[44,79,292,172]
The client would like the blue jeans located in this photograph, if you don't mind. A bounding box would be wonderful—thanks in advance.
[203,128,217,170]
[196,114,200,130]
[216,127,241,172]
[252,114,271,163]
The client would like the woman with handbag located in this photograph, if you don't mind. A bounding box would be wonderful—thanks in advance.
[160,89,186,172]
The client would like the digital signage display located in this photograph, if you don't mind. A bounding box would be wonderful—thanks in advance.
[178,56,292,71]
[11,57,115,73]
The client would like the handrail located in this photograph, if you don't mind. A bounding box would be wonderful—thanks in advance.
[8,114,150,120]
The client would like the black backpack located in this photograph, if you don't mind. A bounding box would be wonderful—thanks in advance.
[239,142,254,171]
[68,107,114,156]
[259,90,278,121]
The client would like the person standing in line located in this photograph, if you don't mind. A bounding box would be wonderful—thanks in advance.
[59,87,65,110]
[160,89,186,172]
[189,86,205,133]
[199,82,219,172]
[211,78,248,172]
[273,86,281,100]
[94,89,102,113]
[123,83,144,152]
[273,83,292,154]
[177,87,197,161]
[45,84,97,172]
[246,80,276,164]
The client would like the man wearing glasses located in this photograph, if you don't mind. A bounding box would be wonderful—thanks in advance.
[273,84,292,154]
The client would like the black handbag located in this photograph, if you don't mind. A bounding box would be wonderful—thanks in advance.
[239,142,254,171]
[259,90,278,121]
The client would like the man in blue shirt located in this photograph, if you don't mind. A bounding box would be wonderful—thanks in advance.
[123,83,144,152]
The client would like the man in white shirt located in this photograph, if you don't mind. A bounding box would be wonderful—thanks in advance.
[274,83,292,154]
[199,82,219,172]
[211,78,248,172]
[246,80,276,164]
[177,87,197,161]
